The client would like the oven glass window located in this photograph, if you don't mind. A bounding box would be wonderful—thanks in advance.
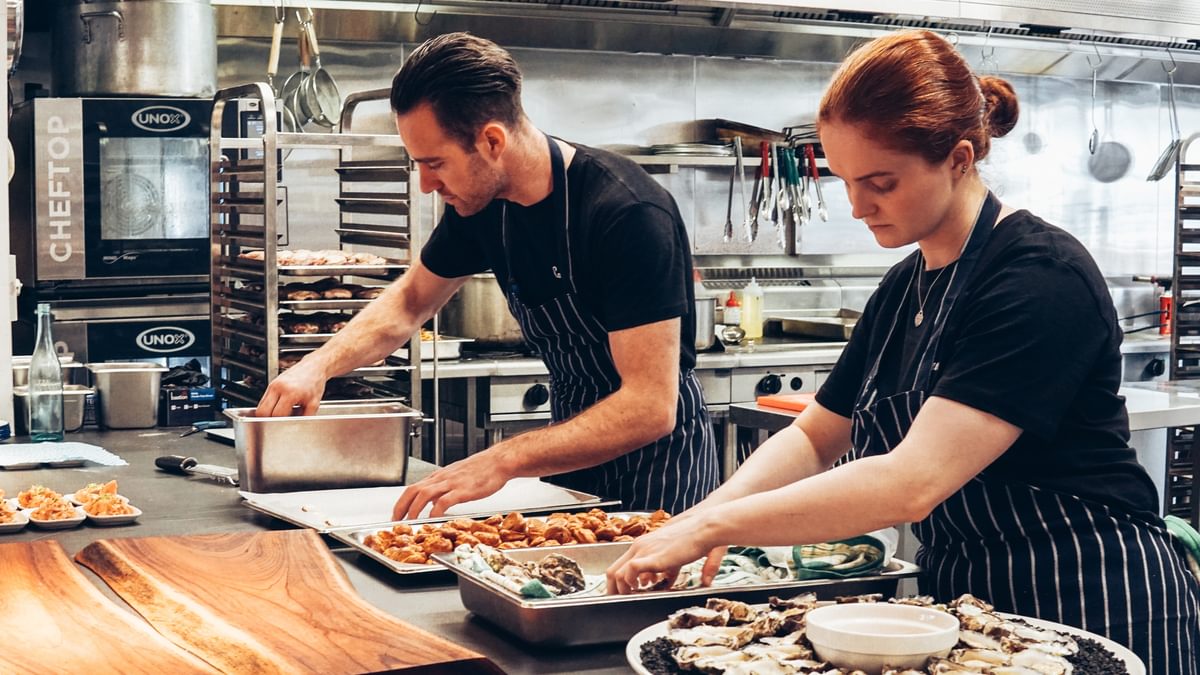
[99,137,209,240]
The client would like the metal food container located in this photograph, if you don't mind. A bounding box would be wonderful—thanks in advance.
[392,336,473,361]
[434,542,920,646]
[772,308,862,341]
[12,356,85,386]
[225,402,422,493]
[86,362,168,429]
[12,384,94,434]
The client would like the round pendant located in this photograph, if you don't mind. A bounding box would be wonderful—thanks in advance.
[914,311,924,327]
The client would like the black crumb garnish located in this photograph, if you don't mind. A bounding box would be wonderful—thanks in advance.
[639,637,685,675]
[1067,635,1129,674]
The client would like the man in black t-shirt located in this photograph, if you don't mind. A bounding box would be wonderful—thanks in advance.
[257,33,719,518]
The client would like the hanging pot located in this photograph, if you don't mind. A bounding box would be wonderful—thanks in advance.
[52,0,217,97]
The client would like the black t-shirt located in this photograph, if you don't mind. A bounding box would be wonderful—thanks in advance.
[817,209,1159,516]
[421,142,697,369]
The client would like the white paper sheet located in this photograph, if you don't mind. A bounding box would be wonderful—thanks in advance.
[240,477,599,530]
[0,442,127,468]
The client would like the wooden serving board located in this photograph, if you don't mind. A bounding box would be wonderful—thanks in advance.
[76,530,502,674]
[0,540,218,672]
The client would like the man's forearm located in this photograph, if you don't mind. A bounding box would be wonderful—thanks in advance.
[301,286,425,378]
[490,385,674,478]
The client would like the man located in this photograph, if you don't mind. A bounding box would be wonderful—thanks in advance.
[256,32,719,519]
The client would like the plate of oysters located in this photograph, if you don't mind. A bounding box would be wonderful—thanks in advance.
[627,592,1143,675]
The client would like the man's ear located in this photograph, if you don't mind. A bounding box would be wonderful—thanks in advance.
[478,122,507,160]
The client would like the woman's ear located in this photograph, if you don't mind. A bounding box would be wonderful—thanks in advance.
[949,139,976,175]
[478,122,508,160]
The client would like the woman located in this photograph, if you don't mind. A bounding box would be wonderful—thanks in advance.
[607,29,1200,672]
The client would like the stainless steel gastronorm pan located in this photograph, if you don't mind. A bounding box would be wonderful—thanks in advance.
[225,402,422,493]
[433,541,920,646]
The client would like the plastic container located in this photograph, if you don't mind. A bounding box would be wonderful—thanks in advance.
[86,362,168,429]
[724,290,741,326]
[740,277,764,341]
[28,303,64,442]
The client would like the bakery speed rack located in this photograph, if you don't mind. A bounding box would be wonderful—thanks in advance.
[1169,136,1200,528]
[209,83,421,412]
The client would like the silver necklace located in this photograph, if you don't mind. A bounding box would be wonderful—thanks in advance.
[913,260,955,327]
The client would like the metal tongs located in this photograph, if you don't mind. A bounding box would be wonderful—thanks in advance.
[155,455,239,486]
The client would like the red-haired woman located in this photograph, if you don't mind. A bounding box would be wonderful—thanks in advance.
[608,29,1199,671]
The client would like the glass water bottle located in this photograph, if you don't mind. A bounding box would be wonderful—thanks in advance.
[28,303,64,442]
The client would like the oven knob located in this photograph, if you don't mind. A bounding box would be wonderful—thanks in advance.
[790,376,805,391]
[757,374,782,395]
[1145,358,1165,378]
[524,383,550,408]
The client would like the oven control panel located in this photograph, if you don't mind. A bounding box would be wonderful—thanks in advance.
[730,367,830,404]
[481,375,554,421]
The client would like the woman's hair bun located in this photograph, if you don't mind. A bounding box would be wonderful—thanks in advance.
[980,75,1019,139]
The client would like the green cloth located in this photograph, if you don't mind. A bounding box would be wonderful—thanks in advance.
[792,535,886,580]
[1165,515,1200,583]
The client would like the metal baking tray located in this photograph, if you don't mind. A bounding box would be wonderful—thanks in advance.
[242,478,611,533]
[772,309,862,340]
[433,542,920,646]
[329,505,634,577]
[280,298,372,311]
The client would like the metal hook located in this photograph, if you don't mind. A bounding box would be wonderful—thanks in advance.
[1086,44,1102,71]
[980,26,998,74]
[274,0,286,25]
[945,31,959,46]
[414,0,437,26]
[1162,48,1178,75]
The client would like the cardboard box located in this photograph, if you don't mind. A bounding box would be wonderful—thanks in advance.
[158,386,217,427]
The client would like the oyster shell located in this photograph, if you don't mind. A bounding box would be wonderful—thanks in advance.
[531,552,585,595]
[669,606,730,629]
[670,624,760,649]
[707,597,757,624]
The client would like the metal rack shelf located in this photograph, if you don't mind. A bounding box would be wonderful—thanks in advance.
[1170,150,1200,527]
[209,82,422,412]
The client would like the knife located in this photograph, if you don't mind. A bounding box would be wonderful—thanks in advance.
[155,455,239,486]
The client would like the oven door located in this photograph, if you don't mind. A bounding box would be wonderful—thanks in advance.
[81,98,212,279]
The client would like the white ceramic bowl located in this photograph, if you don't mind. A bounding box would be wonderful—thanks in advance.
[805,602,960,673]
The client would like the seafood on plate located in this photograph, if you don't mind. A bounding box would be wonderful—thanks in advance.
[83,493,135,517]
[0,499,17,524]
[29,497,80,521]
[363,508,671,566]
[18,485,62,509]
[639,593,1127,675]
[73,480,119,505]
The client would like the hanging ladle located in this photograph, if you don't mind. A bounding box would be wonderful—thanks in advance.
[1087,49,1101,155]
[1148,51,1182,182]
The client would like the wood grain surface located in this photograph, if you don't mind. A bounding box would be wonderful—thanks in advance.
[0,540,219,672]
[76,530,502,674]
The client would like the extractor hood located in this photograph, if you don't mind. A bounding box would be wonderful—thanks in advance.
[212,0,1200,85]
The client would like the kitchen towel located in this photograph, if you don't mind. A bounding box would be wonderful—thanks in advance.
[0,442,127,469]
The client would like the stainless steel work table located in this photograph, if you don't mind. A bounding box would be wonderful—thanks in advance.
[0,429,631,674]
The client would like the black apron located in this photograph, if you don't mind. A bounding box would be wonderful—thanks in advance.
[849,192,1200,673]
[498,135,719,513]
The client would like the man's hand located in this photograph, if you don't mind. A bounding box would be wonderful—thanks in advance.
[605,511,724,595]
[255,360,326,417]
[392,450,512,520]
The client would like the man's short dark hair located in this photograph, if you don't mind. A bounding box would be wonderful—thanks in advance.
[391,32,524,150]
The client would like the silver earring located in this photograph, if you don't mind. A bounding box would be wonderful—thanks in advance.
[961,165,968,174]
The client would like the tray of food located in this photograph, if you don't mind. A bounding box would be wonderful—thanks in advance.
[240,477,611,533]
[627,593,1143,674]
[393,330,473,360]
[235,249,408,279]
[332,508,664,577]
[430,540,920,646]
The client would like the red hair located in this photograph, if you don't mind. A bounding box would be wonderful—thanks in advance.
[818,30,1019,165]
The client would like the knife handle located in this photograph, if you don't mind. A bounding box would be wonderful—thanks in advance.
[155,455,198,475]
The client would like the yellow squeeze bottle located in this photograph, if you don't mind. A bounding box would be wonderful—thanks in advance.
[740,277,763,341]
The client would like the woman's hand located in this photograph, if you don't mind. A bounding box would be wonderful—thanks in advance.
[605,511,727,594]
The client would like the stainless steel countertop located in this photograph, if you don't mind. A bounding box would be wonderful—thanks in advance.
[730,379,1200,434]
[417,334,1168,379]
[0,429,631,674]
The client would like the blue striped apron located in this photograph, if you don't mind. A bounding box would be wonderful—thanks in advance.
[849,192,1200,673]
[498,135,720,514]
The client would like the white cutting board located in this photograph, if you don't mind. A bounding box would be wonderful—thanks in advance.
[239,477,601,531]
